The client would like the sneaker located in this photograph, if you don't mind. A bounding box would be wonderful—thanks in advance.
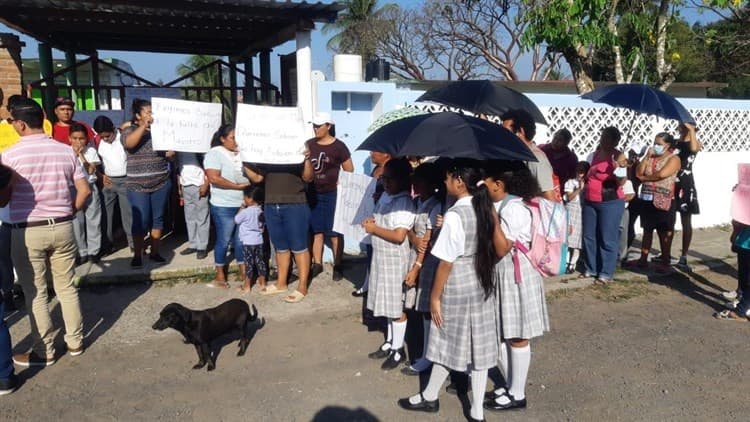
[12,352,55,367]
[130,256,143,269]
[310,263,324,280]
[722,290,739,300]
[67,345,84,357]
[0,374,18,395]
[196,250,208,260]
[179,248,197,256]
[332,266,344,281]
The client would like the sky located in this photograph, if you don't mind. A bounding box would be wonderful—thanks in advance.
[0,1,723,85]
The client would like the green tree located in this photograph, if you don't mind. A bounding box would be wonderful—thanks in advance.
[700,4,750,97]
[523,0,684,93]
[522,0,616,93]
[322,0,397,63]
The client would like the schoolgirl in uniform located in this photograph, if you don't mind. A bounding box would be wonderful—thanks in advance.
[483,161,550,412]
[398,161,499,422]
[363,158,416,370]
[401,162,445,376]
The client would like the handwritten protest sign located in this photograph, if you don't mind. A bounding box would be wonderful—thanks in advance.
[150,98,222,152]
[333,172,377,245]
[235,104,309,164]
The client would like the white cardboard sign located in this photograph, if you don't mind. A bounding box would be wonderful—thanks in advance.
[235,103,308,164]
[333,172,378,245]
[150,97,222,152]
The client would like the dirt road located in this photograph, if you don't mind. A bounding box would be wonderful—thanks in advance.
[2,265,748,421]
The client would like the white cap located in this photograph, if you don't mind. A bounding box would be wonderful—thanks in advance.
[311,112,334,126]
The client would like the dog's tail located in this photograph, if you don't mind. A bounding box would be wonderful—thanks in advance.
[249,304,258,322]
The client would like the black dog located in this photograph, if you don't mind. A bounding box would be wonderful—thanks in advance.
[152,299,258,371]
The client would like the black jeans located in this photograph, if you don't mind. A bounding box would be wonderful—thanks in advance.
[737,249,750,315]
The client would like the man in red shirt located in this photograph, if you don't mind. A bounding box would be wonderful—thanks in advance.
[51,97,96,147]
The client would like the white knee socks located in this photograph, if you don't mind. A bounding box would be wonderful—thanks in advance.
[386,321,393,344]
[470,369,488,420]
[391,320,406,350]
[415,363,450,402]
[508,344,531,401]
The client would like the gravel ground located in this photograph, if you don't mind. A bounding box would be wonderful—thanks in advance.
[2,262,748,421]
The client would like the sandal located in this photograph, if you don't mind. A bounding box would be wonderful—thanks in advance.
[577,273,594,279]
[259,285,287,296]
[206,281,230,289]
[714,309,748,322]
[235,286,252,294]
[593,278,609,286]
[283,290,306,303]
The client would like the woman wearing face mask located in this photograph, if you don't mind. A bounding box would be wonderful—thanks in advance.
[627,133,681,272]
[581,126,627,285]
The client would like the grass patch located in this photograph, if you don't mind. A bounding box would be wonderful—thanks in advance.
[546,288,576,301]
[589,278,658,302]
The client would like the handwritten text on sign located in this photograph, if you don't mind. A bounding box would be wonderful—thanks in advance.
[333,172,377,245]
[150,98,222,152]
[235,104,309,164]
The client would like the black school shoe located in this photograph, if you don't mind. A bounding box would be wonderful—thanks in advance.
[368,342,391,359]
[196,250,208,260]
[381,348,406,370]
[484,392,527,411]
[397,394,439,413]
[310,263,324,279]
[332,265,344,281]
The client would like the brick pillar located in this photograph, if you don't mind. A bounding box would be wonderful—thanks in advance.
[0,33,24,99]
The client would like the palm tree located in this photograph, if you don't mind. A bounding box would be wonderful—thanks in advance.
[176,54,232,121]
[322,0,397,62]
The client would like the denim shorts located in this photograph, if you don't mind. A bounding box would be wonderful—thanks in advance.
[310,190,339,235]
[264,203,310,253]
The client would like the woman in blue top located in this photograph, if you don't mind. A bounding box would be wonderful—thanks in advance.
[204,124,250,288]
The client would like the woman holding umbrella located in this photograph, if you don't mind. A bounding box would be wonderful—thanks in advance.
[581,126,628,284]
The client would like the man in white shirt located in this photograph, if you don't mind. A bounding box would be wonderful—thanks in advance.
[94,117,133,253]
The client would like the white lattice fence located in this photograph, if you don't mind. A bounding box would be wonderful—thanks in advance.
[541,106,750,155]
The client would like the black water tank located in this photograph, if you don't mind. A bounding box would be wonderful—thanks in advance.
[365,58,390,81]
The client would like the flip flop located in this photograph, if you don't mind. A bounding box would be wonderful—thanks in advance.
[235,286,252,294]
[714,309,748,322]
[283,290,306,303]
[206,281,230,289]
[259,285,287,296]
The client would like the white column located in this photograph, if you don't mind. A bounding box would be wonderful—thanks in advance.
[296,30,313,124]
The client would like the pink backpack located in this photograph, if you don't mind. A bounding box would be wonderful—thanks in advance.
[501,196,569,281]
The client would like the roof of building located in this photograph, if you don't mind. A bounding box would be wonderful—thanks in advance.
[0,0,343,57]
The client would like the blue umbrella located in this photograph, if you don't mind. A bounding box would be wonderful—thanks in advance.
[357,112,537,161]
[581,83,695,124]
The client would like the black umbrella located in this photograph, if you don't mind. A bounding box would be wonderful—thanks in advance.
[357,112,537,161]
[581,83,695,124]
[416,80,548,125]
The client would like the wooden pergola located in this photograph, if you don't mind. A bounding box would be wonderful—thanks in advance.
[0,0,342,115]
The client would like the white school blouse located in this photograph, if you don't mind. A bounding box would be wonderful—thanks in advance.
[431,196,473,263]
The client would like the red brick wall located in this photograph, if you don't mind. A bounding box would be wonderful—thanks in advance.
[0,33,24,99]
